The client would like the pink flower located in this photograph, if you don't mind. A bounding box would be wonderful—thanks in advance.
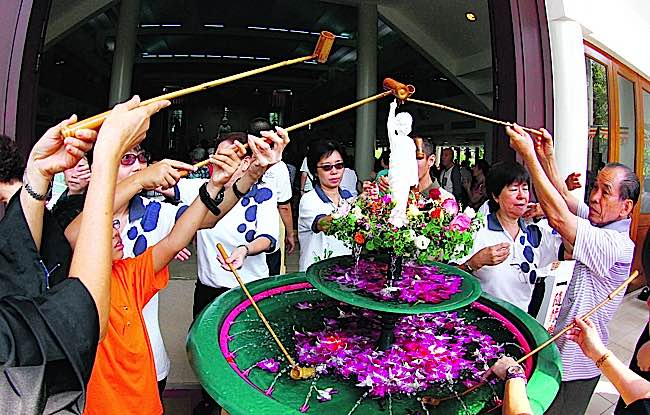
[256,358,280,373]
[448,214,471,232]
[441,198,459,216]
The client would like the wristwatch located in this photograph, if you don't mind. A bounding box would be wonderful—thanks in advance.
[505,365,527,383]
[199,182,225,216]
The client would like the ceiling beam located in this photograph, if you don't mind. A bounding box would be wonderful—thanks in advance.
[45,0,117,49]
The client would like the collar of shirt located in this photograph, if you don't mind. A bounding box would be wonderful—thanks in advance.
[487,213,527,234]
[314,184,352,204]
[599,217,632,233]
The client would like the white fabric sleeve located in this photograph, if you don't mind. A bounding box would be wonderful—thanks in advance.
[175,178,207,205]
[275,163,292,204]
[572,217,625,280]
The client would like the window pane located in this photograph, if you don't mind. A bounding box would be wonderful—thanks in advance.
[642,90,650,213]
[618,75,636,170]
[585,58,609,201]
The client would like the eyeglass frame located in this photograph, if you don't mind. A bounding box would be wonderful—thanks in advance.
[316,162,345,172]
[120,152,150,166]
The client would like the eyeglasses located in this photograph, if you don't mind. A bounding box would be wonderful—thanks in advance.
[112,219,121,230]
[317,162,345,172]
[121,152,149,166]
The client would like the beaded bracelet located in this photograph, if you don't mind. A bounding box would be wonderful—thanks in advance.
[595,351,612,369]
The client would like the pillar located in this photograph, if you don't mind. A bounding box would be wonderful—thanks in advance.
[354,2,377,180]
[547,11,589,201]
[108,0,141,107]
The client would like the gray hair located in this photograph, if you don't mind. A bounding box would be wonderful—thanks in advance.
[604,162,640,204]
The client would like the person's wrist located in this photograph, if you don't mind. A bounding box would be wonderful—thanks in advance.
[589,346,609,363]
[237,244,250,257]
[206,181,223,198]
[23,165,52,192]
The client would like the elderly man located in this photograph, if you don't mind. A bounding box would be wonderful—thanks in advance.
[506,124,639,414]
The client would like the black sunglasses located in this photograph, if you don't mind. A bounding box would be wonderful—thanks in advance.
[317,162,345,172]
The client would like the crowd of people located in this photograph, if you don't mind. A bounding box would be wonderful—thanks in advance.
[0,94,648,415]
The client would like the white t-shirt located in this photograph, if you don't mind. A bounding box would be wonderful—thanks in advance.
[459,213,561,310]
[177,178,280,288]
[121,195,188,381]
[298,185,354,271]
[300,157,313,193]
[263,161,293,204]
[341,168,358,197]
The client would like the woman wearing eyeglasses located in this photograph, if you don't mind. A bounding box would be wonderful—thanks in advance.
[457,161,561,312]
[298,140,354,271]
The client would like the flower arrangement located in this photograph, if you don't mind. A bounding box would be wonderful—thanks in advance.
[294,303,504,399]
[324,184,483,263]
[325,258,462,304]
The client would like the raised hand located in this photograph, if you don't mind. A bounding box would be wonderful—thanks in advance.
[249,126,290,170]
[209,143,245,188]
[505,124,535,159]
[135,159,195,190]
[522,202,544,220]
[217,245,247,270]
[64,158,92,195]
[28,115,97,180]
[95,95,170,158]
[566,318,608,361]
[535,128,555,162]
[565,172,582,191]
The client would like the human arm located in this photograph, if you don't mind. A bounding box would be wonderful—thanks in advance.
[637,341,650,372]
[21,115,97,250]
[65,159,195,248]
[70,96,170,339]
[567,318,650,405]
[489,357,533,415]
[151,149,242,273]
[216,237,273,270]
[200,127,290,229]
[506,125,578,245]
[533,129,581,215]
[459,242,510,273]
[279,202,296,255]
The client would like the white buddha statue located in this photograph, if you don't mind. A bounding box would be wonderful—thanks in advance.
[386,100,418,228]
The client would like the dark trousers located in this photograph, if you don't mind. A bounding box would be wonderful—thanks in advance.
[192,280,229,413]
[545,375,600,414]
[615,324,650,414]
[266,250,281,276]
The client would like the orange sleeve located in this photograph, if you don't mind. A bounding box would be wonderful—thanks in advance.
[127,248,170,308]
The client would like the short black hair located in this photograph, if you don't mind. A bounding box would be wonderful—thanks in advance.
[307,140,346,183]
[474,159,490,177]
[0,134,24,183]
[486,161,529,213]
[247,117,272,138]
[603,162,640,205]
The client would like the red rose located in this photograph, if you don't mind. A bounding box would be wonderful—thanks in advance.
[354,232,365,244]
[428,188,441,200]
[430,207,442,219]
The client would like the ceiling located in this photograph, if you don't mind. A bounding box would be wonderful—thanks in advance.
[38,0,493,144]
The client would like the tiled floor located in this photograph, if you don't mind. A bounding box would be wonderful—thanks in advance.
[160,246,648,414]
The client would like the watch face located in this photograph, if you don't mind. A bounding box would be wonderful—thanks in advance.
[507,365,525,375]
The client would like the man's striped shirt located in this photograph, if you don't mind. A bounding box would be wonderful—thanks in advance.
[554,202,634,381]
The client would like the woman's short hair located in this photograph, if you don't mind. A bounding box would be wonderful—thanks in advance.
[486,161,529,213]
[307,140,346,183]
[0,134,24,184]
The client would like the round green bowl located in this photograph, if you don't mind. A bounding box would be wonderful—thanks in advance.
[187,273,561,415]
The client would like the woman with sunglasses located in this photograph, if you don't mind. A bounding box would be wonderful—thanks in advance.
[457,161,561,312]
[298,140,354,271]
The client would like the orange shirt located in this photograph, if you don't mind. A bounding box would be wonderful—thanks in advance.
[84,248,169,415]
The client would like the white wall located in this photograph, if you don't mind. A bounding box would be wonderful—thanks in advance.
[547,0,650,80]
